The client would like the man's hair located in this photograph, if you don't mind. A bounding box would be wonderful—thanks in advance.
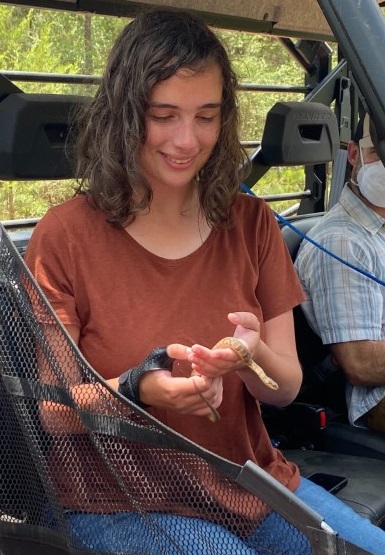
[74,10,248,228]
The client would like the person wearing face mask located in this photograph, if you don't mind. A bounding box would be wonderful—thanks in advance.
[355,115,385,207]
[295,112,385,433]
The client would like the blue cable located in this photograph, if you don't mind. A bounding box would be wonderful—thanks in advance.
[240,182,385,288]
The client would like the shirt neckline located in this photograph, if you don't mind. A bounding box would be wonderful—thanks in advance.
[118,225,217,266]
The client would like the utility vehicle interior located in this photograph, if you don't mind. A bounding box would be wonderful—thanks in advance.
[1,0,385,554]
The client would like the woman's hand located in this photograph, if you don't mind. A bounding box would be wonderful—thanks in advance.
[185,311,303,407]
[187,312,261,377]
[139,343,223,418]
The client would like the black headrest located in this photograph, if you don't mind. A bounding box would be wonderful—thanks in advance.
[0,93,90,180]
[261,101,339,166]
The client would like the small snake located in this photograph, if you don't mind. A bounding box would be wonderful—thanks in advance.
[214,337,279,391]
[191,337,279,423]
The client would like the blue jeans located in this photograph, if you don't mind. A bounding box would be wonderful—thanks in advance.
[67,477,385,554]
[296,477,385,554]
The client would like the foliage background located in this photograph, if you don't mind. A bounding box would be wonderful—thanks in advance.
[0,5,331,221]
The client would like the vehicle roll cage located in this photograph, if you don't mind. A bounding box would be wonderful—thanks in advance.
[1,0,385,217]
[1,2,385,554]
[0,15,344,216]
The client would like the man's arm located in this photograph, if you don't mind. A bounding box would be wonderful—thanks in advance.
[331,340,385,386]
[297,225,385,389]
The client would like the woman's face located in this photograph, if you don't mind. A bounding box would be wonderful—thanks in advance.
[139,63,223,192]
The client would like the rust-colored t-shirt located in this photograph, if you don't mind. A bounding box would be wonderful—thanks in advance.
[25,193,304,515]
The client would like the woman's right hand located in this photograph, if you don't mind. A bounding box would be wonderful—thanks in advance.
[139,343,223,417]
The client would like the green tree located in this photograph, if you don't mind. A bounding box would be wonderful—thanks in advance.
[0,6,334,220]
[0,6,124,220]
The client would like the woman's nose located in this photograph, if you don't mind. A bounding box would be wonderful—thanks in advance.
[173,120,198,151]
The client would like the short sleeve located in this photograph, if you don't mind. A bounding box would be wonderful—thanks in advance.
[298,232,383,344]
[24,209,81,328]
[255,204,305,322]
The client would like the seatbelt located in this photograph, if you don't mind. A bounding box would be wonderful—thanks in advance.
[327,149,348,210]
[240,182,385,288]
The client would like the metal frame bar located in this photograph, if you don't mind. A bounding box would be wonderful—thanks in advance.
[1,0,359,218]
[0,71,310,95]
[318,0,385,165]
[0,0,336,40]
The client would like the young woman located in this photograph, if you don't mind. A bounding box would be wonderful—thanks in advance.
[25,9,385,555]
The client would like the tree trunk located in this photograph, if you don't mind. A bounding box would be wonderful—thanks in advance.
[83,14,93,75]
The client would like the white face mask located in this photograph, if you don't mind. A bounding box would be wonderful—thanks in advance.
[357,156,385,208]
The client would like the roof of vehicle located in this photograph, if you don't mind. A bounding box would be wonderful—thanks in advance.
[2,0,385,192]
[4,0,384,40]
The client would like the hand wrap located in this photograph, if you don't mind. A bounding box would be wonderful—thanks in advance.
[118,347,175,407]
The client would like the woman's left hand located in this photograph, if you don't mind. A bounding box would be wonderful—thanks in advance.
[187,312,260,378]
[185,310,302,407]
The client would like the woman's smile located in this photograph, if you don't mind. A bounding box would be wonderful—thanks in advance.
[139,64,222,191]
[162,153,196,166]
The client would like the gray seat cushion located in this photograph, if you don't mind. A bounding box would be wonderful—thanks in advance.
[285,449,385,528]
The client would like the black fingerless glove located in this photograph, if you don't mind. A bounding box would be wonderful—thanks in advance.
[118,347,175,408]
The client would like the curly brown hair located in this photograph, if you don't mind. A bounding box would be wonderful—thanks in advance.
[75,9,249,228]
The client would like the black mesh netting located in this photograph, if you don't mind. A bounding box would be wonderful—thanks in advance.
[0,224,373,555]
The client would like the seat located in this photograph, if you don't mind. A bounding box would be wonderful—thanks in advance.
[0,220,373,555]
[280,214,324,261]
[251,101,385,525]
[0,94,381,555]
[0,92,89,180]
[6,229,33,257]
[0,268,48,525]
[274,214,385,527]
[285,450,385,527]
[279,214,385,459]
[270,215,385,529]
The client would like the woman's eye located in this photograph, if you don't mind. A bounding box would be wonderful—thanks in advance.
[148,113,218,123]
[198,116,214,122]
[150,115,173,122]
